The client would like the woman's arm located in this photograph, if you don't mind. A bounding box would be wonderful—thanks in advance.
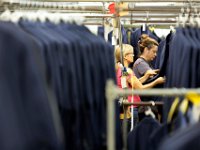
[138,69,159,83]
[128,75,165,89]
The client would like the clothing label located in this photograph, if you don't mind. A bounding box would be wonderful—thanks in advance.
[192,105,200,123]
[113,28,119,39]
[112,36,117,45]
[142,23,146,32]
[121,76,127,88]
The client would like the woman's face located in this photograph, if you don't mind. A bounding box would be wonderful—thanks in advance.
[124,50,134,63]
[147,45,158,61]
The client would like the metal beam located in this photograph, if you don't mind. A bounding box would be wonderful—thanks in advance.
[38,0,200,2]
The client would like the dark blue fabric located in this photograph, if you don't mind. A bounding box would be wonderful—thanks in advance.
[180,28,194,88]
[159,32,173,77]
[188,27,200,87]
[52,23,84,149]
[98,26,104,39]
[115,100,123,150]
[20,22,82,149]
[163,28,200,120]
[133,107,139,127]
[162,27,200,123]
[148,123,169,150]
[154,40,166,69]
[1,20,116,150]
[151,31,162,67]
[58,24,115,150]
[158,122,200,150]
[47,23,83,150]
[127,117,160,150]
[0,21,64,150]
[196,28,200,87]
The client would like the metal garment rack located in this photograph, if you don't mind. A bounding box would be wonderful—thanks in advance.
[0,0,115,26]
[122,101,164,106]
[106,79,200,150]
[120,101,164,150]
[38,0,200,2]
[1,0,200,27]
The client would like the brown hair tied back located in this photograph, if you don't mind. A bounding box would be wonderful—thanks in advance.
[138,34,158,54]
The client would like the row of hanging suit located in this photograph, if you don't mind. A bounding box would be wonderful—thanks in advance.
[113,25,200,150]
[0,19,115,150]
[160,26,200,150]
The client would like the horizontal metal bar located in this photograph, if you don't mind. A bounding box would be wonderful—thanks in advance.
[123,23,176,28]
[125,14,178,18]
[122,101,164,106]
[117,87,200,97]
[85,14,179,18]
[37,0,200,2]
[83,23,176,28]
[131,20,176,23]
[106,80,200,99]
[84,22,103,25]
[106,79,200,150]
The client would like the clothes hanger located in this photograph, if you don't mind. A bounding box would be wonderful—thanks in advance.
[192,8,198,28]
[177,8,184,28]
[189,13,196,28]
[35,10,48,23]
[9,10,23,23]
[170,26,175,33]
[176,16,180,28]
[197,12,200,28]
[0,6,11,21]
[167,97,180,124]
[182,10,189,28]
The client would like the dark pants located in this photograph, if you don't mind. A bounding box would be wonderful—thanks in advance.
[132,107,139,129]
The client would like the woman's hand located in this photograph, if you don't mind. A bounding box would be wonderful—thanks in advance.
[145,69,159,78]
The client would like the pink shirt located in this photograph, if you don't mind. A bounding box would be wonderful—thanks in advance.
[116,68,141,106]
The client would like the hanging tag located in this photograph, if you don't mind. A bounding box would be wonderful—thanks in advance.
[192,105,200,123]
[112,36,117,45]
[113,28,119,39]
[142,23,146,32]
[121,76,127,88]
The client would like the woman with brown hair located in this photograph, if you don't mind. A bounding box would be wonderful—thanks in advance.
[133,34,159,78]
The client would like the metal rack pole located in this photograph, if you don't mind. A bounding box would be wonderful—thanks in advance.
[122,101,164,106]
[37,0,200,2]
[106,79,200,150]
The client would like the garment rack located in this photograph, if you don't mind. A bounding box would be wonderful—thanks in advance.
[106,79,200,150]
[122,101,164,106]
[1,0,200,27]
[37,0,200,2]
